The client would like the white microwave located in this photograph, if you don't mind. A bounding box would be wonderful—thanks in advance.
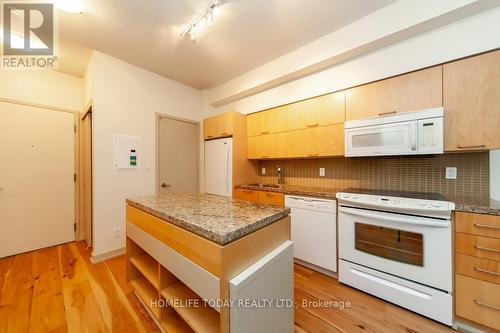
[345,107,444,157]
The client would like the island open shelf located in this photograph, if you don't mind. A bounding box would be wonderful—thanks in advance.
[126,194,293,333]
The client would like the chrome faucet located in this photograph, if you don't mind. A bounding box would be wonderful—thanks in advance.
[277,165,284,185]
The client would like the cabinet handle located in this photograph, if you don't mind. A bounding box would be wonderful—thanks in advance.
[207,135,214,138]
[474,300,500,312]
[474,267,500,276]
[378,111,397,116]
[261,131,270,135]
[307,123,319,128]
[265,193,276,197]
[457,144,486,149]
[261,156,269,159]
[243,190,253,194]
[220,132,228,136]
[474,223,500,230]
[474,244,500,253]
[308,153,319,157]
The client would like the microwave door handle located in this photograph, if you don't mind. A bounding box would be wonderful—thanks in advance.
[410,122,417,151]
[339,207,450,228]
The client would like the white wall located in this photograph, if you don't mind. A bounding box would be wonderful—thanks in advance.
[491,150,500,201]
[87,52,202,257]
[0,70,83,111]
[204,5,500,116]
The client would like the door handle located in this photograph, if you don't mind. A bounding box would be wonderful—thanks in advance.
[474,245,500,253]
[474,223,500,230]
[161,183,171,188]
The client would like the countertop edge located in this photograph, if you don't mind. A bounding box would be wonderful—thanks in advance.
[126,199,291,246]
[236,185,500,216]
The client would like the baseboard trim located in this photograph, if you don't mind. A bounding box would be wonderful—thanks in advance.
[90,247,126,264]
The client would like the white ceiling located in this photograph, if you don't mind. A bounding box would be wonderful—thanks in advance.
[58,0,396,89]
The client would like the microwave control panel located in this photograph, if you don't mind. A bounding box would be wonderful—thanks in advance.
[417,117,443,154]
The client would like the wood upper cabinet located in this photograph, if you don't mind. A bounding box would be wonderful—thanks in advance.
[247,106,289,136]
[247,132,287,160]
[346,66,443,121]
[287,91,345,130]
[444,50,500,151]
[286,124,344,158]
[204,112,235,140]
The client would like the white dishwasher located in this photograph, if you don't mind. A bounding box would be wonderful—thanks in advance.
[285,195,337,274]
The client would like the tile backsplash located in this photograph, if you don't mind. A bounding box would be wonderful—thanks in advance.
[258,152,490,201]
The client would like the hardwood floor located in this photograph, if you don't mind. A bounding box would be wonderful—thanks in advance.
[0,242,455,333]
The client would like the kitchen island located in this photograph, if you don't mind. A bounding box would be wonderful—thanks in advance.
[126,193,293,333]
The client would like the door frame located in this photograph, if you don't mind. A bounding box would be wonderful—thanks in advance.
[0,96,81,242]
[80,104,93,247]
[155,113,200,194]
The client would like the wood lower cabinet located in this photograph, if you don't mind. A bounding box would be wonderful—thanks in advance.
[444,50,500,151]
[233,188,259,203]
[204,112,235,140]
[234,189,284,207]
[257,191,284,207]
[456,275,500,331]
[346,66,442,121]
[455,212,500,331]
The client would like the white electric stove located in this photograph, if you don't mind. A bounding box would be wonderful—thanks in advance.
[336,189,455,326]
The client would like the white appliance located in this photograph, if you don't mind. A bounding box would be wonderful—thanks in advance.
[285,195,337,274]
[345,107,444,157]
[204,137,233,197]
[336,191,455,325]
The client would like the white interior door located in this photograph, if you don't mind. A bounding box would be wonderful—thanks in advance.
[0,102,75,258]
[158,116,199,193]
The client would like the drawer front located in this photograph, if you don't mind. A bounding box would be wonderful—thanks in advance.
[234,188,258,203]
[127,221,221,304]
[456,233,500,262]
[257,191,285,207]
[456,274,500,331]
[456,253,500,285]
[456,212,500,239]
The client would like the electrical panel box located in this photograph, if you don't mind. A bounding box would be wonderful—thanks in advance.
[113,134,140,169]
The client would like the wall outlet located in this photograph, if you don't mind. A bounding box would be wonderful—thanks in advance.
[319,167,326,177]
[261,167,266,175]
[113,228,121,239]
[445,167,457,180]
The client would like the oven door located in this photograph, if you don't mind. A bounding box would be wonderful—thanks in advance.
[338,206,452,292]
[345,121,417,157]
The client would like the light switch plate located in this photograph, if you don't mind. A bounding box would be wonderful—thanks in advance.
[445,167,457,180]
[319,167,326,177]
[261,167,266,175]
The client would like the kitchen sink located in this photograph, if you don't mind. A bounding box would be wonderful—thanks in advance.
[248,183,285,188]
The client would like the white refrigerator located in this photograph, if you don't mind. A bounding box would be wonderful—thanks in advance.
[204,137,233,197]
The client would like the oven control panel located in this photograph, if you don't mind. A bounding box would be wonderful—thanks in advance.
[336,192,455,218]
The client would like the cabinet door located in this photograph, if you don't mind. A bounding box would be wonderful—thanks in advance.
[247,133,287,160]
[346,66,442,121]
[247,106,289,136]
[444,51,500,151]
[287,124,344,158]
[204,112,234,140]
[233,189,259,203]
[288,91,345,130]
[257,191,285,207]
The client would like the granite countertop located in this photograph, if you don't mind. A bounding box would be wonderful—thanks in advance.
[235,184,500,216]
[236,184,340,200]
[126,193,290,246]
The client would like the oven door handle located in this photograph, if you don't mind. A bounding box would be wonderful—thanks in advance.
[339,207,450,228]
